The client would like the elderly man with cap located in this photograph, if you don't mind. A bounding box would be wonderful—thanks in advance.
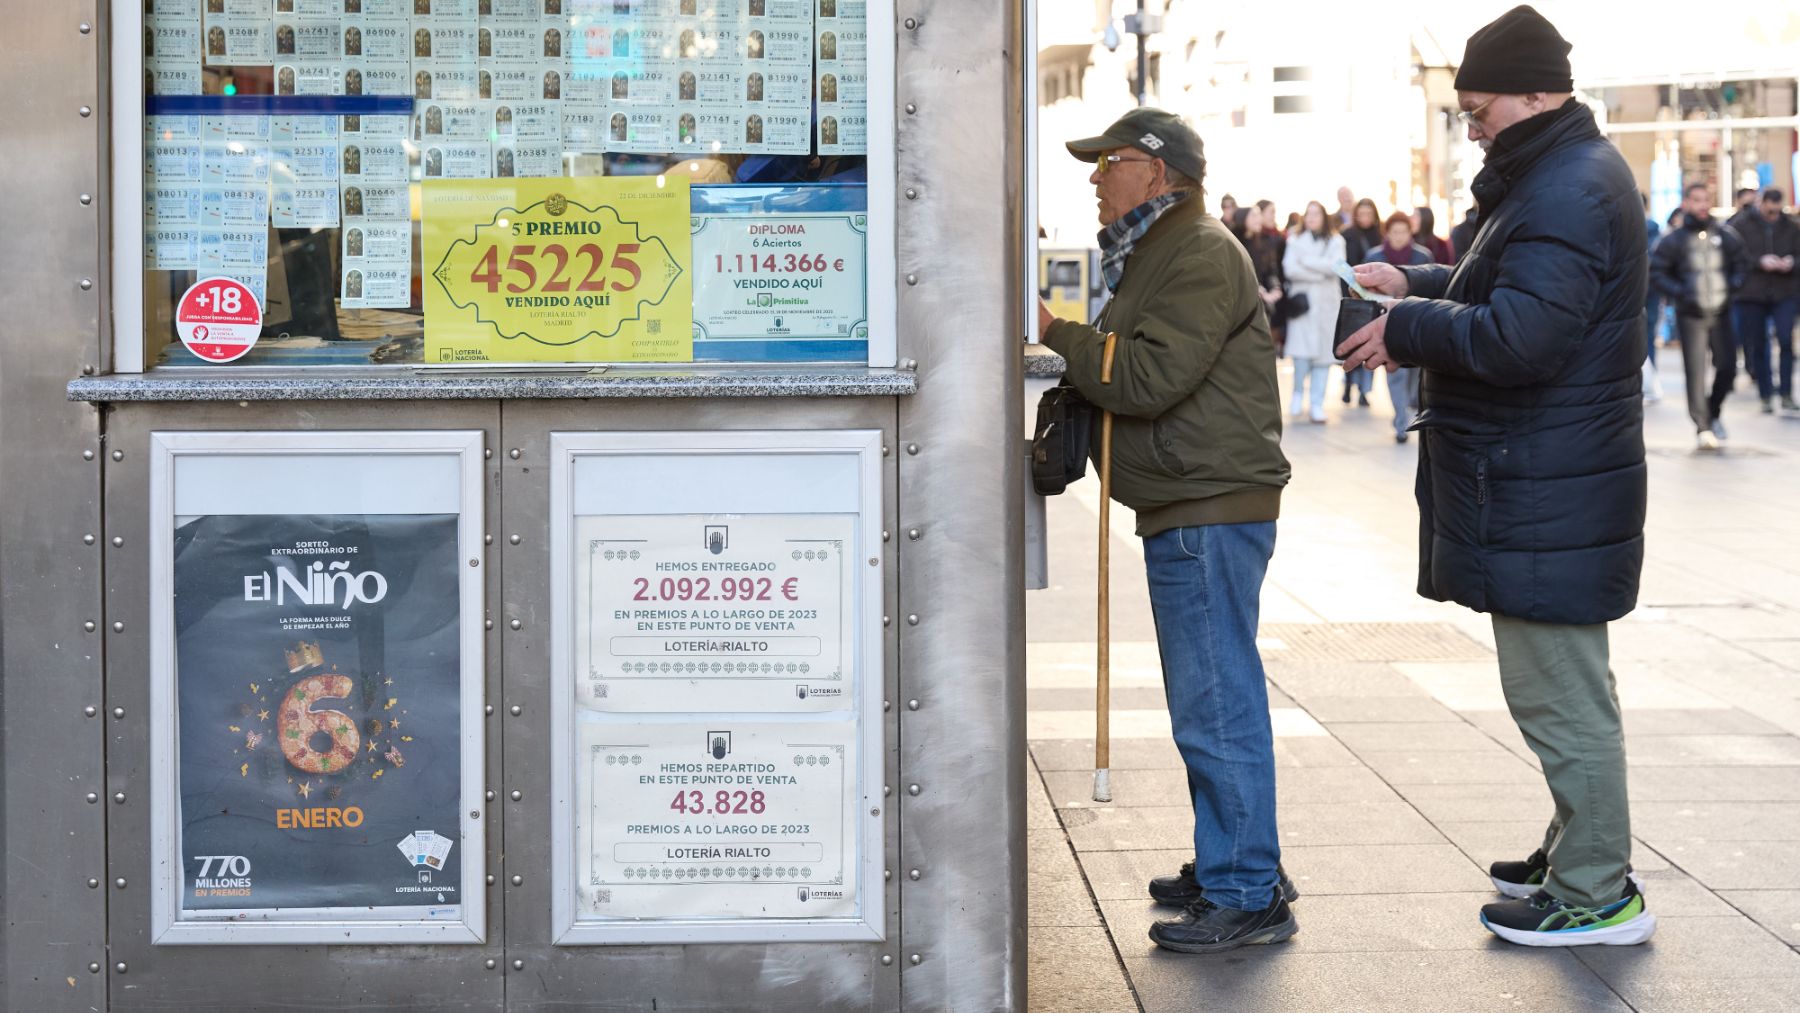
[1338,5,1655,946]
[1037,108,1293,954]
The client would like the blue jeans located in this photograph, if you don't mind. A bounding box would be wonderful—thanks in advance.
[1386,366,1419,436]
[1143,522,1280,912]
[1735,298,1797,400]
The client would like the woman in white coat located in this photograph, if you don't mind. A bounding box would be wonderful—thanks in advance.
[1280,201,1346,423]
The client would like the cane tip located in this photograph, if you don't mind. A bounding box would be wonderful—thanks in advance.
[1092,768,1112,803]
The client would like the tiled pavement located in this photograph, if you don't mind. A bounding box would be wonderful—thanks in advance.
[1026,363,1800,1012]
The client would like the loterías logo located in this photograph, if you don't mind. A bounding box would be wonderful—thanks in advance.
[244,560,390,608]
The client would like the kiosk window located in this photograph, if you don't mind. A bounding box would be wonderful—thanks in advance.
[138,0,874,368]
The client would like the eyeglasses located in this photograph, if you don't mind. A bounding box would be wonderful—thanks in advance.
[1096,153,1158,175]
[1455,96,1498,130]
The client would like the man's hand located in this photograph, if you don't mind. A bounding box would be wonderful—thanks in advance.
[1761,254,1784,272]
[1353,262,1410,298]
[1037,298,1056,335]
[1337,311,1394,372]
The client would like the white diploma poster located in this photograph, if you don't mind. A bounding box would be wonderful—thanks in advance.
[691,208,868,342]
[575,720,857,921]
[574,513,855,713]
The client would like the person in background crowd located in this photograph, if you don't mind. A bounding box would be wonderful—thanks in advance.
[1651,182,1748,449]
[1641,193,1664,402]
[1242,204,1288,345]
[1282,200,1347,423]
[1336,186,1357,227]
[1411,206,1454,264]
[1256,200,1285,249]
[1339,4,1654,947]
[1219,193,1240,225]
[1733,187,1800,413]
[1450,205,1479,263]
[1284,211,1302,236]
[1362,211,1433,442]
[1340,198,1384,405]
[1729,187,1759,230]
[1225,205,1248,243]
[1039,106,1295,956]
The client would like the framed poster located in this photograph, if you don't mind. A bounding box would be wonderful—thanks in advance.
[148,431,486,945]
[550,430,885,945]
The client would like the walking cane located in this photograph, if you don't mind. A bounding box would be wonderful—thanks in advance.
[1094,332,1119,803]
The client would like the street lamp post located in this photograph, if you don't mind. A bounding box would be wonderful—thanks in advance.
[1122,3,1162,107]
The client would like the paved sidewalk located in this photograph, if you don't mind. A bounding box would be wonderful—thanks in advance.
[1026,363,1800,1012]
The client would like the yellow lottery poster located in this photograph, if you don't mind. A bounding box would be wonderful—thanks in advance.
[423,177,692,363]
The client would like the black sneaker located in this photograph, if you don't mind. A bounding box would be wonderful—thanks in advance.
[1358,391,1371,407]
[1149,861,1299,908]
[1149,892,1298,954]
[1479,880,1656,947]
[1489,849,1642,900]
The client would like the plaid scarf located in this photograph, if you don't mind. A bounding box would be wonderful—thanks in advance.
[1098,193,1187,292]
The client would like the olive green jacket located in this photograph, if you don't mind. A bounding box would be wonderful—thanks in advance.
[1042,196,1290,536]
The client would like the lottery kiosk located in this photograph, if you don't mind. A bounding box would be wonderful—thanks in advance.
[0,1,1026,1009]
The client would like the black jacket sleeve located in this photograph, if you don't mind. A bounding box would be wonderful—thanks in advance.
[1384,185,1609,388]
[1649,229,1685,302]
[1721,224,1750,292]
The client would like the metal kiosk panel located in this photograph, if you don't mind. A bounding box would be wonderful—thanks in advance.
[146,430,488,945]
[549,430,886,946]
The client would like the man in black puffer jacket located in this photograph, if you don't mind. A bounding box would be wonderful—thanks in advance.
[1337,5,1654,948]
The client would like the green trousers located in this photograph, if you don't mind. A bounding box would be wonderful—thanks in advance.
[1491,615,1632,908]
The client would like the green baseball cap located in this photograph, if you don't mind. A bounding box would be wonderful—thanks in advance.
[1065,107,1206,182]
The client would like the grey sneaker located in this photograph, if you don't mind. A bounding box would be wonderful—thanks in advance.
[1762,398,1776,414]
[1711,418,1729,441]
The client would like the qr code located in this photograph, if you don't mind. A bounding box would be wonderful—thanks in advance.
[595,890,612,904]
[592,683,608,699]
[646,319,661,335]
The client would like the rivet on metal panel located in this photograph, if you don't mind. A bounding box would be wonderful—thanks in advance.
[85,792,98,804]
[909,954,921,966]
[114,963,127,974]
[883,785,891,796]
[908,869,921,881]
[906,614,919,626]
[79,22,92,34]
[79,193,93,204]
[509,619,522,630]
[882,445,890,456]
[113,792,126,804]
[80,278,93,291]
[881,530,890,542]
[906,273,918,286]
[484,534,492,545]
[89,962,101,974]
[484,448,493,459]
[905,103,917,115]
[907,784,920,796]
[112,621,124,633]
[905,188,918,200]
[470,810,480,820]
[906,443,919,455]
[82,364,95,375]
[510,705,522,716]
[87,878,99,888]
[486,875,496,885]
[510,790,522,801]
[882,616,890,627]
[868,558,879,567]
[83,621,96,633]
[111,536,123,547]
[907,699,919,711]
[485,958,497,970]
[469,558,480,567]
[904,17,918,30]
[884,869,891,881]
[79,105,92,117]
[111,450,123,461]
[870,807,880,816]
[115,878,126,889]
[83,534,95,545]
[901,358,918,370]
[511,875,523,886]
[484,704,493,715]
[512,960,524,970]
[84,705,97,717]
[508,449,522,459]
[82,449,95,460]
[883,700,890,712]
[509,534,521,545]
[881,954,893,965]
[485,790,495,802]
[112,707,124,718]
[907,528,921,540]
[485,619,493,630]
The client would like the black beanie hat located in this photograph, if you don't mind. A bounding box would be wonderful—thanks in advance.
[1454,5,1574,94]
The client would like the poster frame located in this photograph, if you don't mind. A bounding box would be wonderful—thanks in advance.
[147,429,488,945]
[547,429,885,945]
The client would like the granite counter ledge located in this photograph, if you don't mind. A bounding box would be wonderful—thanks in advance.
[68,365,918,403]
[1023,344,1066,379]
